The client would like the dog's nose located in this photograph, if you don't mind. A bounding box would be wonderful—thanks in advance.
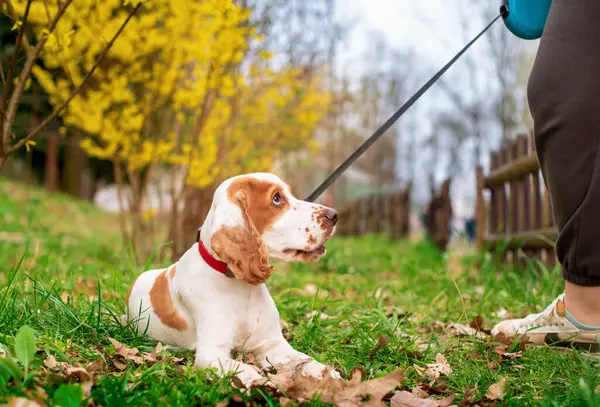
[324,208,338,225]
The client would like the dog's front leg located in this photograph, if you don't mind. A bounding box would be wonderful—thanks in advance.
[194,344,264,388]
[257,334,341,379]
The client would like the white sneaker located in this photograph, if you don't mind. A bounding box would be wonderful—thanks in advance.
[491,294,600,350]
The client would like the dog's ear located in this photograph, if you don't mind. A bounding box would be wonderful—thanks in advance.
[210,188,273,285]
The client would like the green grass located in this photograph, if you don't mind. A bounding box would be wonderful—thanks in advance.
[0,177,599,406]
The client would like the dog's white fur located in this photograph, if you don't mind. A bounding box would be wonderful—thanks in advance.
[128,173,340,387]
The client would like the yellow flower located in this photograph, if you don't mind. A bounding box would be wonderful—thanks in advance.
[25,140,36,152]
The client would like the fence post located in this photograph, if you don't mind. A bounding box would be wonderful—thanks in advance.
[476,166,486,251]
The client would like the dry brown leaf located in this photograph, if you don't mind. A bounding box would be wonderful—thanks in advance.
[43,355,59,370]
[64,365,91,382]
[6,397,44,407]
[171,356,185,364]
[390,391,454,407]
[457,385,477,407]
[143,342,164,366]
[214,401,229,407]
[108,337,143,365]
[447,323,487,339]
[86,358,107,376]
[112,359,127,371]
[488,361,498,370]
[369,336,390,361]
[411,387,429,399]
[494,346,522,360]
[60,292,69,303]
[485,378,506,401]
[256,357,314,387]
[81,381,94,398]
[285,368,404,407]
[414,354,452,385]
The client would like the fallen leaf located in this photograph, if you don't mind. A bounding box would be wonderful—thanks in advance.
[108,337,143,365]
[43,355,59,370]
[258,357,314,386]
[414,354,452,385]
[64,365,91,382]
[421,383,447,395]
[485,378,506,400]
[368,336,390,361]
[390,391,454,407]
[86,358,107,376]
[447,323,487,339]
[457,385,477,407]
[143,342,164,366]
[494,346,522,360]
[60,292,69,303]
[469,315,491,335]
[112,359,127,371]
[286,368,404,407]
[81,381,94,398]
[493,332,512,346]
[488,361,498,370]
[171,356,185,364]
[6,397,44,407]
[411,387,429,398]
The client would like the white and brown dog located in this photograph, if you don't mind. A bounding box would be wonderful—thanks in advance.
[128,173,340,387]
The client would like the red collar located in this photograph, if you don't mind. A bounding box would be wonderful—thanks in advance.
[198,239,234,278]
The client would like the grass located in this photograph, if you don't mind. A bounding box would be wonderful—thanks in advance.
[0,177,599,406]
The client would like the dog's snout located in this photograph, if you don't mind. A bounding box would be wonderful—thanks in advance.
[324,208,338,225]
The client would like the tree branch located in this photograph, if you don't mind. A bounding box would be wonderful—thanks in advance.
[2,0,72,148]
[0,0,32,157]
[8,2,143,154]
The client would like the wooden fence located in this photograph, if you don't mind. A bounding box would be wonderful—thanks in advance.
[423,178,453,252]
[475,132,557,266]
[337,186,411,240]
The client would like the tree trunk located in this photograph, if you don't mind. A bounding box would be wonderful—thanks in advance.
[45,133,60,192]
[61,131,88,197]
[177,185,215,258]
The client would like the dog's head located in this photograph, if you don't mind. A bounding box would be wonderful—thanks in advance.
[201,173,338,285]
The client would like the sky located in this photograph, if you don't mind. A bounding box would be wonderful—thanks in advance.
[332,0,540,218]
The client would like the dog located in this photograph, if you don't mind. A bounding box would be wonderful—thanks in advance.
[128,173,340,387]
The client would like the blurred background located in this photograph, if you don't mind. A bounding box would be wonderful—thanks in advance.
[0,0,539,261]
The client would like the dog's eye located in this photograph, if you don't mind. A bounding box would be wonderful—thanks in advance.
[272,192,283,206]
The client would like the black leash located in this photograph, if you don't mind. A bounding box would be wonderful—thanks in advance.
[196,12,504,248]
[304,13,503,203]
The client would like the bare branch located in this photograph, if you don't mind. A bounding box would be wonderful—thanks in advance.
[9,2,143,154]
[2,0,72,148]
[0,0,33,157]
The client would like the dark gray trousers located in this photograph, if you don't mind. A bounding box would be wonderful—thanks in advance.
[528,0,600,286]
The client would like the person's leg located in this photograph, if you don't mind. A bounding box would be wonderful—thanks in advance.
[493,0,600,343]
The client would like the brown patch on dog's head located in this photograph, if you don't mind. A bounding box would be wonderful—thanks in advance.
[149,271,188,331]
[209,176,294,284]
[169,265,177,279]
[211,177,285,284]
[227,177,290,233]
